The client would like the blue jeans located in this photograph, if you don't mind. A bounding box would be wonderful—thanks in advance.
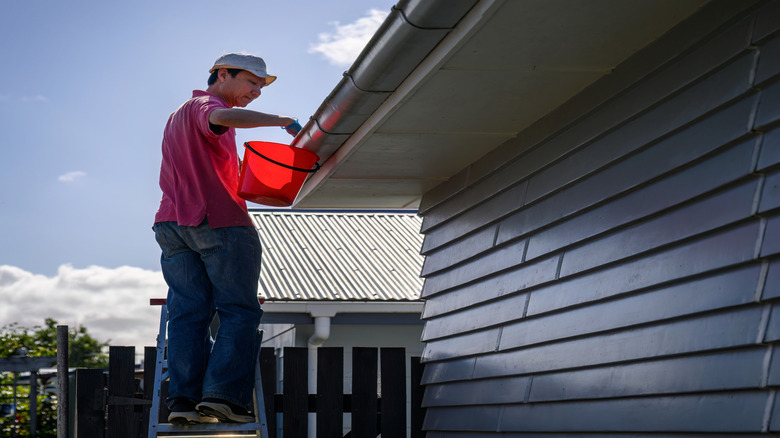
[153,220,263,410]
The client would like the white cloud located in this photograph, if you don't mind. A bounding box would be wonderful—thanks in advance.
[0,264,167,358]
[309,9,389,67]
[58,171,86,182]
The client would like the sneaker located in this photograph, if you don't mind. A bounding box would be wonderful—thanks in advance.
[168,398,200,425]
[196,398,255,423]
[199,414,219,424]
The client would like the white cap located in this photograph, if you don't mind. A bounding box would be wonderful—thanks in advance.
[210,53,277,86]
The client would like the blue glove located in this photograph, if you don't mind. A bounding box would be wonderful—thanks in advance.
[284,120,302,137]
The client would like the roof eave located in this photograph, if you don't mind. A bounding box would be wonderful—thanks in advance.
[262,300,424,317]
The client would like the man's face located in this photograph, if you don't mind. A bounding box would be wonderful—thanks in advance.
[221,69,266,108]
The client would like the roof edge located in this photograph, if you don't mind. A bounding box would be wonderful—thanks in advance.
[262,301,424,317]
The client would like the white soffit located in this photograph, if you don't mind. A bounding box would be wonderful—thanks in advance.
[294,0,709,209]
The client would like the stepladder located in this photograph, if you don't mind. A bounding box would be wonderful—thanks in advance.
[147,298,270,437]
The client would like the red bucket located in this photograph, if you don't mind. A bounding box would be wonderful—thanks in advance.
[238,141,320,207]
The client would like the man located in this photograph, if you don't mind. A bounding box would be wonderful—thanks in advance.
[153,53,300,424]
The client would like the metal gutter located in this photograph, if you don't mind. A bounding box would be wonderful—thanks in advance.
[291,0,481,176]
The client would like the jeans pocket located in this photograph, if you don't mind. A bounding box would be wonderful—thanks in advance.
[154,222,180,258]
[186,223,227,256]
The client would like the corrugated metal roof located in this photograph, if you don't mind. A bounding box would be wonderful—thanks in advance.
[251,209,424,302]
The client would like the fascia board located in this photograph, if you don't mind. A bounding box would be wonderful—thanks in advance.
[262,301,424,317]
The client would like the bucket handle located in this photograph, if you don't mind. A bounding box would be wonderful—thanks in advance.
[244,142,320,173]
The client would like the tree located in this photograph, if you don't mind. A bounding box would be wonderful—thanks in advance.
[0,319,110,437]
[0,318,109,368]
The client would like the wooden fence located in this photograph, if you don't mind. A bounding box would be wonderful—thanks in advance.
[73,345,426,437]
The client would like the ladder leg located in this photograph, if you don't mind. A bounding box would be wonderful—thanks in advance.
[254,330,269,438]
[148,304,168,438]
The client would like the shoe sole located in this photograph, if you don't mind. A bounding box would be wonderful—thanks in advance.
[199,414,219,423]
[168,411,200,425]
[196,401,255,423]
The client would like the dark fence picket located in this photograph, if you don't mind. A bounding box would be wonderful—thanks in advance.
[140,346,155,436]
[259,347,277,438]
[74,368,105,437]
[317,347,344,437]
[74,345,427,437]
[410,356,425,438]
[282,347,308,437]
[351,347,378,436]
[107,347,136,438]
[381,348,406,437]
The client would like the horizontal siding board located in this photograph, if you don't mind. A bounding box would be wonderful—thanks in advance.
[514,102,757,255]
[500,391,768,432]
[422,293,527,342]
[524,53,755,205]
[419,174,528,235]
[422,328,500,362]
[422,376,530,407]
[421,239,531,298]
[500,265,760,350]
[764,260,780,300]
[420,226,498,276]
[760,169,780,213]
[756,32,780,85]
[772,390,780,431]
[526,221,761,316]
[560,179,759,276]
[756,78,780,129]
[525,138,758,261]
[421,183,526,254]
[420,357,476,385]
[529,348,767,402]
[759,126,780,170]
[422,253,559,301]
[761,213,780,257]
[475,307,762,379]
[422,406,501,432]
[419,166,471,216]
[764,302,780,342]
[768,344,780,386]
[752,0,780,42]
[421,256,558,318]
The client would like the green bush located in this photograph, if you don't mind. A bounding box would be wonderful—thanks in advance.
[0,376,56,438]
[0,319,110,436]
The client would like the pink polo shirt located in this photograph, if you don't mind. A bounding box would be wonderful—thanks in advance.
[154,90,253,228]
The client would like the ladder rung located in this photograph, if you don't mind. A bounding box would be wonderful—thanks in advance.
[156,422,264,432]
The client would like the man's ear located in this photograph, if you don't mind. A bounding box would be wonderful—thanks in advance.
[217,68,228,82]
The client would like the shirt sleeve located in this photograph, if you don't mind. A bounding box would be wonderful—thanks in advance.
[194,96,229,139]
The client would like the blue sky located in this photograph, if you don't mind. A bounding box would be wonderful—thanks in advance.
[0,0,392,351]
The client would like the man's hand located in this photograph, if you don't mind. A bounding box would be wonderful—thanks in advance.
[284,120,302,137]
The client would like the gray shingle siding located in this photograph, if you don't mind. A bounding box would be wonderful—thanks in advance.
[417,1,780,435]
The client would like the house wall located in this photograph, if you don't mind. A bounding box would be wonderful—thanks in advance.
[416,1,780,436]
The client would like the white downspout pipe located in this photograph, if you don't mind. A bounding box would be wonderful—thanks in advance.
[307,316,331,438]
